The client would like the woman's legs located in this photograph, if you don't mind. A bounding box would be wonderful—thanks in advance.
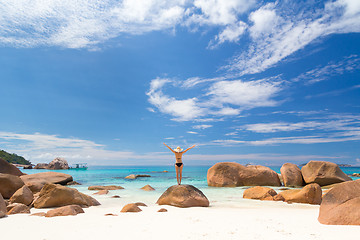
[175,165,180,185]
[179,164,183,185]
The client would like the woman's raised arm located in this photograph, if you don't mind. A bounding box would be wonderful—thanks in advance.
[163,143,175,153]
[182,144,196,153]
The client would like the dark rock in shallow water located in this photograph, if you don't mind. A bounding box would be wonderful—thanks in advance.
[157,185,209,208]
[34,163,49,169]
[125,174,151,179]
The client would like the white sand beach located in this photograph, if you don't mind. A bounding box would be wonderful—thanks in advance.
[2,194,360,240]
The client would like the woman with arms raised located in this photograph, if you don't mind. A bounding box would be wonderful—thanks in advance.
[163,143,196,185]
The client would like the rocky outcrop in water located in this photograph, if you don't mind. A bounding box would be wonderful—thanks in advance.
[301,161,352,186]
[207,162,281,187]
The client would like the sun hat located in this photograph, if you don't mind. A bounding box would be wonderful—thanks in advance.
[174,146,183,152]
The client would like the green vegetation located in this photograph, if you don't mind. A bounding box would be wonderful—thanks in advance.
[0,149,31,165]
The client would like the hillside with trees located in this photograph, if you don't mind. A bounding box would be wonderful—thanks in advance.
[0,149,31,165]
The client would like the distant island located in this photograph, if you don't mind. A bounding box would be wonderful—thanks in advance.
[0,149,31,165]
[299,163,352,167]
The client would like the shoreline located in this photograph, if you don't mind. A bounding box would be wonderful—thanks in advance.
[2,195,360,240]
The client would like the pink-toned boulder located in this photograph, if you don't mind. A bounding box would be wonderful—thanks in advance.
[120,203,142,213]
[301,161,352,186]
[10,185,34,206]
[7,203,30,215]
[88,185,124,190]
[141,185,155,191]
[276,183,322,204]
[158,208,167,212]
[318,180,360,225]
[157,185,209,208]
[45,205,84,217]
[0,173,25,198]
[280,163,304,187]
[20,172,73,193]
[207,162,281,187]
[243,186,277,200]
[0,193,7,218]
[47,157,69,170]
[33,184,100,208]
[0,158,24,176]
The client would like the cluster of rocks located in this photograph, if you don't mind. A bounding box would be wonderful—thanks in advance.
[243,184,322,204]
[207,160,359,225]
[0,158,100,218]
[34,157,69,170]
[207,161,351,188]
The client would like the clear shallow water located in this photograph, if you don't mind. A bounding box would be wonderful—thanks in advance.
[22,165,360,207]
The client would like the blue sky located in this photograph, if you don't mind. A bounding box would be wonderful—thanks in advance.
[0,0,359,166]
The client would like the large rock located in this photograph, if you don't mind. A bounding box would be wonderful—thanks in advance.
[20,172,73,192]
[34,163,49,169]
[301,161,352,186]
[47,157,69,170]
[7,203,30,215]
[318,180,360,225]
[45,205,84,217]
[0,158,24,176]
[243,186,277,200]
[88,185,124,190]
[280,163,304,187]
[0,173,25,198]
[33,183,100,208]
[0,193,6,218]
[207,162,281,187]
[276,183,322,204]
[120,203,142,213]
[10,185,34,206]
[157,185,209,208]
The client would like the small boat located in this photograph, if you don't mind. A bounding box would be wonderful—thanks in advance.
[69,163,88,170]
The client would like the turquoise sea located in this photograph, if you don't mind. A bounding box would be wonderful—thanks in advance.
[22,165,360,207]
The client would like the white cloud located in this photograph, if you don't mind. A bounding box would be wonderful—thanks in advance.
[187,131,198,134]
[187,0,255,26]
[0,0,187,48]
[207,78,283,108]
[226,0,360,76]
[147,76,283,121]
[248,3,280,39]
[146,77,206,121]
[208,20,247,48]
[292,55,360,84]
[193,124,213,129]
